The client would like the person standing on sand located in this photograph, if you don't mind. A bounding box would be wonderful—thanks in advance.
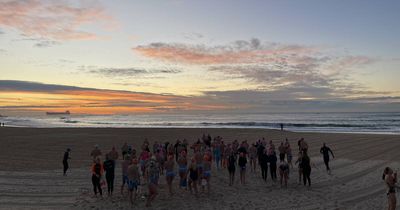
[227,151,236,186]
[90,145,102,160]
[286,144,293,169]
[260,147,269,182]
[278,158,289,188]
[238,152,247,185]
[269,151,277,182]
[249,144,257,172]
[164,155,176,196]
[320,143,335,174]
[103,154,115,196]
[383,167,398,210]
[278,142,286,161]
[127,158,140,205]
[121,142,129,158]
[146,157,159,207]
[295,151,303,184]
[121,155,131,195]
[300,151,312,186]
[188,158,199,196]
[109,146,119,162]
[202,154,212,195]
[62,148,71,176]
[178,150,188,189]
[91,157,104,197]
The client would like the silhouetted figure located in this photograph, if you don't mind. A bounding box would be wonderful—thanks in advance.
[280,123,284,131]
[63,148,71,176]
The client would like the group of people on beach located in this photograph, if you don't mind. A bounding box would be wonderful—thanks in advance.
[61,133,398,209]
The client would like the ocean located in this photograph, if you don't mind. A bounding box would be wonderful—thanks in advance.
[1,112,399,134]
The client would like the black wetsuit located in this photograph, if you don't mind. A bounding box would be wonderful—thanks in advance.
[92,163,102,195]
[103,159,115,194]
[301,156,311,186]
[257,145,265,166]
[227,154,236,174]
[189,167,198,181]
[62,151,69,175]
[269,152,277,181]
[260,152,269,181]
[238,156,247,170]
[320,146,334,171]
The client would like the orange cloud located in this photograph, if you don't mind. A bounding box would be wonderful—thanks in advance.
[0,0,115,41]
[0,81,229,114]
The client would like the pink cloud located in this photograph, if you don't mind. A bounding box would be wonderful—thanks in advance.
[0,0,115,41]
[133,41,318,65]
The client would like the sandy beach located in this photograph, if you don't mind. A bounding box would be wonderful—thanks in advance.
[0,127,399,210]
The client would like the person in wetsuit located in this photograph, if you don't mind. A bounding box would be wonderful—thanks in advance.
[383,167,397,210]
[300,151,311,186]
[320,143,334,174]
[269,151,277,181]
[227,151,237,186]
[103,154,115,196]
[188,158,199,196]
[62,148,71,176]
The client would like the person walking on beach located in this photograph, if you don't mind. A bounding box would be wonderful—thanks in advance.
[121,155,130,195]
[127,158,140,205]
[238,152,247,185]
[295,151,303,184]
[165,155,176,196]
[269,151,277,182]
[383,167,397,210]
[62,148,71,176]
[249,144,257,172]
[260,148,269,182]
[278,158,290,188]
[286,143,293,169]
[227,151,236,186]
[278,142,286,161]
[202,154,212,195]
[146,157,159,207]
[300,152,312,186]
[103,154,115,196]
[177,150,188,189]
[109,146,119,162]
[90,145,102,160]
[188,158,199,196]
[91,157,104,197]
[320,143,335,174]
[121,142,129,158]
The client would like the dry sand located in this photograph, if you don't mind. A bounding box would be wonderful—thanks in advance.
[0,127,399,209]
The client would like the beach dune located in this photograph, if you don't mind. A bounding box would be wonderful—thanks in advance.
[0,127,399,209]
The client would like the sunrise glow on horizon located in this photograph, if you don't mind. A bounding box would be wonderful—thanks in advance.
[1,0,400,115]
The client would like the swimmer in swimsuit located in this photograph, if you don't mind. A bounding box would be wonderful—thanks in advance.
[188,158,198,196]
[177,150,188,189]
[164,155,175,196]
[202,155,212,195]
[127,158,140,204]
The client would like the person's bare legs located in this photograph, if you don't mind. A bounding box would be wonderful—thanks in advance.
[167,176,173,196]
[206,177,210,195]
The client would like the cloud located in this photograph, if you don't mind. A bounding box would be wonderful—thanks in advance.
[81,66,182,78]
[0,80,228,114]
[134,39,379,101]
[133,39,318,65]
[0,80,398,114]
[0,0,114,41]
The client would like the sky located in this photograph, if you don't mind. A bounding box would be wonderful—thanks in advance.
[0,0,399,115]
